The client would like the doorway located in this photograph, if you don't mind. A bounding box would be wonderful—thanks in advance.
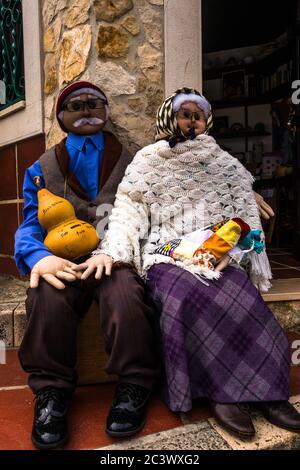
[202,0,300,280]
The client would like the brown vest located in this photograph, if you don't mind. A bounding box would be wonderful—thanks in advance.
[39,132,133,231]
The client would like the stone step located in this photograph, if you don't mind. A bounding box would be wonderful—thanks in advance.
[0,276,114,384]
[1,275,300,385]
[262,278,300,331]
[262,278,300,302]
[98,396,300,450]
[1,276,300,347]
[0,276,28,348]
[1,276,300,451]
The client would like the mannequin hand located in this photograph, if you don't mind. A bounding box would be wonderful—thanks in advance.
[30,255,80,289]
[254,192,275,220]
[215,255,230,272]
[74,254,113,280]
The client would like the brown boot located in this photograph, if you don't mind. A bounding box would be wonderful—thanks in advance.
[210,401,255,438]
[258,401,300,432]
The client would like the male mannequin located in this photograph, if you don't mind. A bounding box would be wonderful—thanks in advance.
[15,81,159,449]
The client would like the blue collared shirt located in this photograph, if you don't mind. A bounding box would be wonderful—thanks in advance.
[14,132,105,275]
[67,132,104,200]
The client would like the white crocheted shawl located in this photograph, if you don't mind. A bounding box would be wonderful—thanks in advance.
[98,134,272,292]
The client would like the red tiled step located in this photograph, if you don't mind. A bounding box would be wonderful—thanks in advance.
[0,333,299,450]
[0,349,27,388]
[0,386,182,450]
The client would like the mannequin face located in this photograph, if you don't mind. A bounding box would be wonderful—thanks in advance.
[176,101,207,137]
[61,93,106,135]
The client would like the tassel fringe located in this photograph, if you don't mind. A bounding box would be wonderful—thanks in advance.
[249,250,272,292]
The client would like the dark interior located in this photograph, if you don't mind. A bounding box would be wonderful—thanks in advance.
[202,0,300,275]
[202,0,296,53]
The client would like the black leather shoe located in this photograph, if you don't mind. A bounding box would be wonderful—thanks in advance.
[32,387,71,449]
[258,401,300,432]
[210,401,256,438]
[106,383,151,437]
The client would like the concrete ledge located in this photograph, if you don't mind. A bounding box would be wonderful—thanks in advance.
[0,303,18,348]
[0,276,28,348]
[262,279,300,302]
[99,397,300,451]
[13,304,27,348]
[268,301,300,331]
[8,298,300,349]
[208,396,300,450]
[98,421,231,451]
[0,276,28,304]
[1,276,300,385]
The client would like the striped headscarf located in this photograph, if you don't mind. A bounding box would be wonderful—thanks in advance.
[155,87,213,147]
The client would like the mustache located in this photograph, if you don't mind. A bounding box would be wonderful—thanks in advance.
[73,117,104,128]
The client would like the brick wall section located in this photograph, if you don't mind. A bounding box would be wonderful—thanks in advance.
[0,134,45,277]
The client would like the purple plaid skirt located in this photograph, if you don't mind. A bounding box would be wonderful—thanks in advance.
[146,263,290,412]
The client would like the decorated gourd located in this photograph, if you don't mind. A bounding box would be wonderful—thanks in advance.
[34,176,100,260]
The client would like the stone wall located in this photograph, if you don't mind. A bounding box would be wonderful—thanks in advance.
[42,0,164,154]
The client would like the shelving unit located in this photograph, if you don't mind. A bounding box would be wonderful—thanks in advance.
[204,44,292,153]
[211,83,292,110]
[203,35,297,248]
[211,99,272,153]
[212,130,271,141]
[205,44,292,80]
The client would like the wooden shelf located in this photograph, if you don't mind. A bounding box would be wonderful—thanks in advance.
[253,174,294,189]
[211,83,292,109]
[204,44,292,80]
[213,131,271,140]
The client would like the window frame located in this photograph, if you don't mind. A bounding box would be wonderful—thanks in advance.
[0,0,43,147]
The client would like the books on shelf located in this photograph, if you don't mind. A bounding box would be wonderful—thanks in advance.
[246,62,291,98]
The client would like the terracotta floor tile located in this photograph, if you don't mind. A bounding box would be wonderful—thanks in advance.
[287,332,300,342]
[0,388,35,450]
[140,394,183,435]
[270,265,300,271]
[0,351,182,450]
[0,349,27,388]
[185,399,212,423]
[66,386,182,450]
[272,269,300,279]
[290,365,300,397]
[268,251,294,256]
[0,385,182,450]
[267,249,300,280]
[0,334,299,450]
[269,255,300,268]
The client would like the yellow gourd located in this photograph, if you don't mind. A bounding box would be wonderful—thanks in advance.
[34,176,100,260]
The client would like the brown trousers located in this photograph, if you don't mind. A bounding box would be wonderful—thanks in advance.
[18,267,160,393]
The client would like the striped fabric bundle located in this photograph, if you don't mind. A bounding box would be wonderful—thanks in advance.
[155,218,254,277]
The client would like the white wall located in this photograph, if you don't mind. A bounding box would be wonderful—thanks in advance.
[164,0,202,96]
[0,0,44,148]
